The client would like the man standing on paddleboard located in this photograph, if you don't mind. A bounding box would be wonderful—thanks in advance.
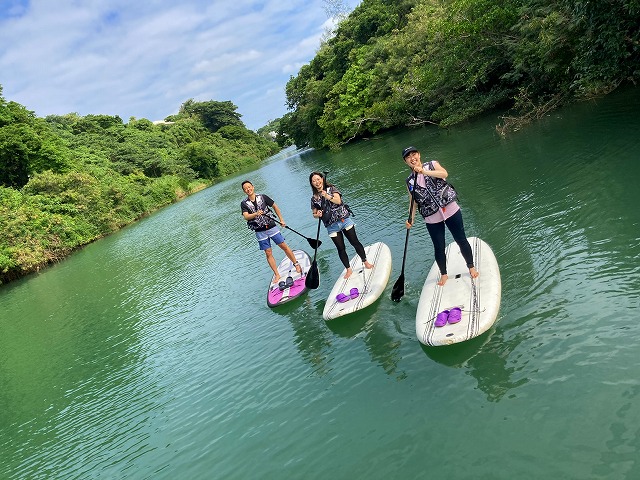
[241,180,302,284]
[402,146,479,286]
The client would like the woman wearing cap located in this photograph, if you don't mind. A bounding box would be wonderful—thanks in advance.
[402,146,479,286]
[309,171,373,279]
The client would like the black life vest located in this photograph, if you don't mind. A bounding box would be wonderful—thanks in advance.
[310,186,351,227]
[406,162,458,218]
[243,194,276,231]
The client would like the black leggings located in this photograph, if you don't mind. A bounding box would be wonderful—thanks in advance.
[331,226,368,269]
[425,209,474,275]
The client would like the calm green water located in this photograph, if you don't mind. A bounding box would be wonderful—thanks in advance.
[2,87,640,479]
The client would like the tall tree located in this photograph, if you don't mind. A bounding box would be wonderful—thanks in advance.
[282,0,640,147]
[178,99,245,133]
[0,126,30,188]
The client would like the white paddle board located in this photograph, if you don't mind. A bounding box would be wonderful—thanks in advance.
[267,249,312,308]
[322,242,392,320]
[416,237,501,346]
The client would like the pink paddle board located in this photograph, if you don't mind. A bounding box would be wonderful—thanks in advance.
[267,250,312,307]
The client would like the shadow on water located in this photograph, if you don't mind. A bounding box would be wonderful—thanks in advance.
[421,319,530,402]
[271,294,335,377]
[324,310,369,339]
[272,279,408,380]
[325,298,407,380]
[420,330,492,367]
[361,319,407,380]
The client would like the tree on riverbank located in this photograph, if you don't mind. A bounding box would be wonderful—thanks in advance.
[0,88,279,285]
[281,0,640,148]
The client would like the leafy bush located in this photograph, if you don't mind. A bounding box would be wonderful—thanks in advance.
[0,91,283,284]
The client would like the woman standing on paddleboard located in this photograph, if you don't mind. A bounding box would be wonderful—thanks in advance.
[402,146,479,286]
[309,172,373,279]
[241,180,301,284]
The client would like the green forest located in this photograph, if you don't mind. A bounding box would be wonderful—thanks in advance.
[0,90,279,284]
[279,0,640,149]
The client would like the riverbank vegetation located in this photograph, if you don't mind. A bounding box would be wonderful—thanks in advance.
[281,0,640,148]
[0,89,279,284]
[3,0,638,285]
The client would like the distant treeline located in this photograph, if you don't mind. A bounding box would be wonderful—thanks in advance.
[0,90,280,284]
[279,0,640,148]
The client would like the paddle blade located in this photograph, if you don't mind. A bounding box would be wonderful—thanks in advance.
[307,238,322,249]
[305,261,320,289]
[390,274,405,302]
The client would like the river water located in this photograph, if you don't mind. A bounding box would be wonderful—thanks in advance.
[2,87,640,479]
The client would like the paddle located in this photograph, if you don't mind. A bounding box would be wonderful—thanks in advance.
[305,171,328,290]
[266,215,322,249]
[391,173,417,302]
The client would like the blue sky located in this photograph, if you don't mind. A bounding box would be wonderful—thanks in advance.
[0,0,361,130]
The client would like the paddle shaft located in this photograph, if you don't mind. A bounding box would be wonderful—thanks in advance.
[267,215,322,249]
[305,171,328,289]
[403,173,418,268]
[399,190,416,275]
[391,173,416,302]
[312,171,329,258]
[304,207,323,289]
[312,218,322,259]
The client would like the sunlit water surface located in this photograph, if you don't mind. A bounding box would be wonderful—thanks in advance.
[2,87,640,479]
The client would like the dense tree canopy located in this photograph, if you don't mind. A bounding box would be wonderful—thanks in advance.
[0,90,280,284]
[171,99,245,133]
[282,0,640,148]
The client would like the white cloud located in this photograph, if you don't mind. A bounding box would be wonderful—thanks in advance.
[193,50,262,74]
[0,0,361,129]
[282,62,306,74]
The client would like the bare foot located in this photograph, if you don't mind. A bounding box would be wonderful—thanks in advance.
[364,261,374,269]
[294,263,302,274]
[272,274,281,285]
[469,267,479,279]
[437,274,448,286]
[344,267,353,279]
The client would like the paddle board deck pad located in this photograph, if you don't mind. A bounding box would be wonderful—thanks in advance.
[267,249,312,307]
[416,237,501,346]
[322,242,392,320]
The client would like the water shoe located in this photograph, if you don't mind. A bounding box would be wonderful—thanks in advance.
[435,310,449,327]
[448,307,462,324]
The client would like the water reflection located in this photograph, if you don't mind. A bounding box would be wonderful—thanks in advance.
[362,319,406,380]
[592,384,640,477]
[275,288,408,380]
[421,323,529,402]
[326,307,407,380]
[274,298,335,377]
